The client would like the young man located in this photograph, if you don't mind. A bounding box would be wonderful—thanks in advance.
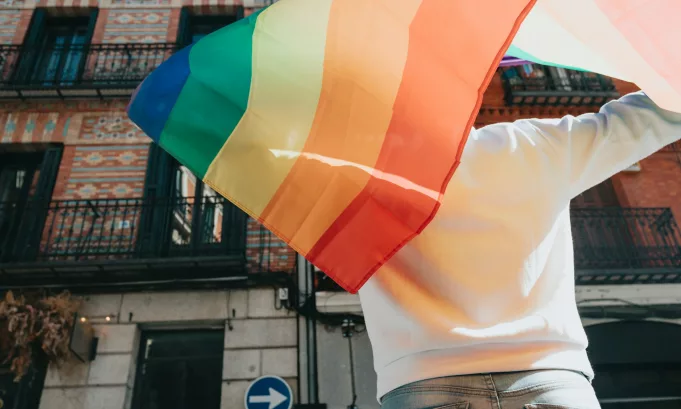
[359,92,681,409]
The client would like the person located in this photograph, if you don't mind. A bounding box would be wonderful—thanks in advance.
[358,91,681,409]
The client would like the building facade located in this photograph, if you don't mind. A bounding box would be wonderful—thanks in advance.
[0,2,681,409]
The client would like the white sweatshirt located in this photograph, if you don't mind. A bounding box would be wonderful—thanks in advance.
[358,92,681,400]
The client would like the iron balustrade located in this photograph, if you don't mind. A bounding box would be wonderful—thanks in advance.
[572,207,681,269]
[2,199,679,288]
[500,64,619,106]
[0,43,179,98]
[0,196,293,275]
[315,207,681,291]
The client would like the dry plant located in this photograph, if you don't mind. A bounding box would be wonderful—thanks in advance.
[0,291,81,381]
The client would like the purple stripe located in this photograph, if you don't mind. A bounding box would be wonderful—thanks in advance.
[500,55,529,67]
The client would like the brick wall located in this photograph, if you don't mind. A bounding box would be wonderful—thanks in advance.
[614,153,681,222]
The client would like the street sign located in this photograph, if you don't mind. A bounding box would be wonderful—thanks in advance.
[245,376,293,409]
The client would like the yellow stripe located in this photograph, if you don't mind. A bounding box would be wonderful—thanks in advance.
[259,0,424,255]
[203,0,333,217]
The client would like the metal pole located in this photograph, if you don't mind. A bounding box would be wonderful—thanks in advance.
[342,319,358,409]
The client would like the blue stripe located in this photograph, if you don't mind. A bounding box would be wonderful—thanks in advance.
[128,45,192,144]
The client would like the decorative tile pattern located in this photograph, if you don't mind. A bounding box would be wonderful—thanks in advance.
[181,0,244,14]
[109,0,171,6]
[0,0,28,7]
[78,113,150,144]
[0,112,69,144]
[0,10,21,44]
[34,0,97,8]
[102,9,171,43]
[0,110,152,145]
[61,145,149,200]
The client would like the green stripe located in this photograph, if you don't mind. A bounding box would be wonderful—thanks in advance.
[507,44,588,73]
[159,8,265,179]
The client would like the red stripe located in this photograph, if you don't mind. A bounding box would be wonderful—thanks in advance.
[306,0,537,293]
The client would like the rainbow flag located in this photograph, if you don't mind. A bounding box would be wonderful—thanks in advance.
[128,0,681,293]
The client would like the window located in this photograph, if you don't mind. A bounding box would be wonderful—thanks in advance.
[16,9,97,86]
[0,146,62,262]
[138,144,247,258]
[131,330,224,409]
[177,9,242,46]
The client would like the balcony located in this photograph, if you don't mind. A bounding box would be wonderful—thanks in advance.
[316,207,681,291]
[0,43,178,99]
[572,207,681,284]
[0,197,295,291]
[500,64,620,106]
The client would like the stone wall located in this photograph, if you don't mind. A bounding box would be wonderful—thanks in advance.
[39,288,298,409]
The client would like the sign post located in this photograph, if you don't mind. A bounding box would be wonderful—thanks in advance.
[245,375,293,409]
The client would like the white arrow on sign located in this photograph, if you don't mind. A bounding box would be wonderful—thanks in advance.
[248,387,287,409]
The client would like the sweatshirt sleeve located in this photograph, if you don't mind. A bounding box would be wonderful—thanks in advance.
[479,92,681,198]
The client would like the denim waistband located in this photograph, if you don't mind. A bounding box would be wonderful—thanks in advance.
[381,369,591,401]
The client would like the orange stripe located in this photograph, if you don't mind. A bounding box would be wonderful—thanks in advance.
[258,0,423,255]
[308,0,538,293]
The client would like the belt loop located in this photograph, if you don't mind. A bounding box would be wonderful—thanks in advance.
[485,374,502,409]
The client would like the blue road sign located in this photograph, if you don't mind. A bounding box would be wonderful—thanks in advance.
[244,376,293,409]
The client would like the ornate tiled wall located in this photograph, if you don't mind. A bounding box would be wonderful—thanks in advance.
[0,101,149,201]
[56,145,147,199]
[98,8,172,43]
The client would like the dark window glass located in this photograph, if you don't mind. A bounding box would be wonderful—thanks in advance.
[18,10,97,86]
[132,330,224,409]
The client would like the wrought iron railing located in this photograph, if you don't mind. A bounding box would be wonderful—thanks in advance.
[0,197,295,275]
[500,64,619,106]
[0,43,178,96]
[571,207,681,270]
[315,207,681,291]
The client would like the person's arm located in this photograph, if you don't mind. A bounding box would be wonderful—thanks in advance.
[474,92,681,199]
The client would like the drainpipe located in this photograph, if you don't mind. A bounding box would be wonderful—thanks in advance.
[297,254,320,404]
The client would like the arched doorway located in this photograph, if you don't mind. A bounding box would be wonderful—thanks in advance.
[586,320,681,408]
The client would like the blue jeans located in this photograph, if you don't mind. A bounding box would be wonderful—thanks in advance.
[380,370,601,409]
